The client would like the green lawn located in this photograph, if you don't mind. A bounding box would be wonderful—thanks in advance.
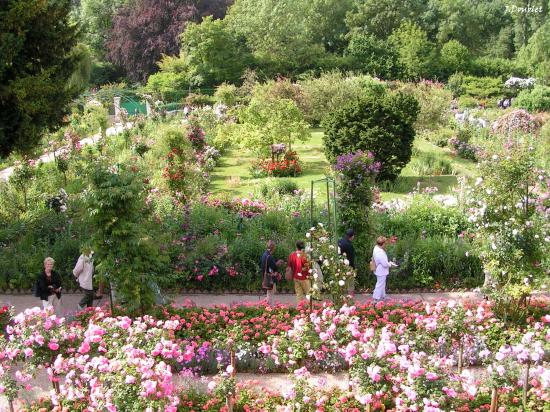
[209,129,478,199]
[209,129,330,196]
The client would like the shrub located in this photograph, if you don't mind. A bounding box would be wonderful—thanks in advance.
[447,72,465,97]
[514,85,550,112]
[298,72,387,125]
[422,128,455,147]
[258,179,299,198]
[457,95,478,108]
[86,162,168,315]
[469,57,528,79]
[184,93,215,107]
[464,140,549,311]
[322,92,419,182]
[333,151,379,234]
[461,76,503,99]
[373,197,471,239]
[448,137,479,161]
[156,124,203,199]
[217,96,310,158]
[214,83,240,107]
[251,78,311,122]
[440,40,471,76]
[397,80,452,131]
[385,236,483,289]
[490,109,541,137]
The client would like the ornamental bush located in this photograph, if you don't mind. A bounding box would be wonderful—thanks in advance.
[463,140,550,315]
[333,150,379,235]
[514,85,550,112]
[322,92,419,182]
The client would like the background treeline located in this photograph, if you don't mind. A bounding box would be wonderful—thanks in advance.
[75,0,549,89]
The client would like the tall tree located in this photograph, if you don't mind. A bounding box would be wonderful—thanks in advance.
[434,0,511,53]
[180,16,253,86]
[106,0,232,83]
[345,0,431,40]
[226,0,345,76]
[80,0,127,59]
[0,0,80,157]
[388,21,435,80]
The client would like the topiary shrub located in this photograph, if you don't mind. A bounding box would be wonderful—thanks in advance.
[322,92,419,182]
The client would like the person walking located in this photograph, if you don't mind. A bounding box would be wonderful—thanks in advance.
[73,250,95,309]
[260,240,284,306]
[287,240,310,305]
[338,229,356,293]
[36,257,63,316]
[371,236,397,301]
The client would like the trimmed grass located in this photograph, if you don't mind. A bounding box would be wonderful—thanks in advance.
[210,129,478,199]
[210,129,330,196]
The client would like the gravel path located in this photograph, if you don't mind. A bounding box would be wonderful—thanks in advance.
[0,123,129,182]
[0,291,484,316]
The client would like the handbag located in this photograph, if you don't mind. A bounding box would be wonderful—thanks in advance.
[261,254,274,290]
[369,259,376,272]
[285,266,294,281]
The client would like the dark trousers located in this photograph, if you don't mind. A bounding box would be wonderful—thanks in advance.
[79,288,94,308]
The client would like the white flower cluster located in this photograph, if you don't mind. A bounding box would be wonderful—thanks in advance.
[504,77,536,89]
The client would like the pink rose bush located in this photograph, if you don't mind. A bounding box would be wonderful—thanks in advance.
[2,300,548,410]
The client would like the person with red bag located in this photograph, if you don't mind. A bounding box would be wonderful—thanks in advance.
[286,240,311,305]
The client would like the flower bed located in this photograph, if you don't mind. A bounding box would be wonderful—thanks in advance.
[250,151,302,178]
[1,299,548,410]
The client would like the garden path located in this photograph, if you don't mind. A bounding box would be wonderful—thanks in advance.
[0,123,130,182]
[0,291,485,316]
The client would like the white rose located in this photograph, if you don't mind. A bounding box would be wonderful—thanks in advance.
[338,280,345,287]
[306,233,311,238]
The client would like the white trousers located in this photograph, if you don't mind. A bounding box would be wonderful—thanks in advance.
[373,275,387,300]
[42,294,63,317]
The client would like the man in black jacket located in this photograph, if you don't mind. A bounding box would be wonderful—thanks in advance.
[338,229,356,293]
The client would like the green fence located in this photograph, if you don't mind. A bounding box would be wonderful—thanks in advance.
[121,101,147,115]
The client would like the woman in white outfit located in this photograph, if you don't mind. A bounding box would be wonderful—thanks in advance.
[372,236,396,301]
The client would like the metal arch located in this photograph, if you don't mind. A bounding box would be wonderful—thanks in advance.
[309,177,338,244]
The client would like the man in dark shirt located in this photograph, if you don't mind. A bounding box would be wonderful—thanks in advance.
[338,229,356,293]
[260,240,284,305]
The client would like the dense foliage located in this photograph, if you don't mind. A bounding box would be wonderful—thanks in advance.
[322,93,420,182]
[0,0,80,157]
[106,0,232,82]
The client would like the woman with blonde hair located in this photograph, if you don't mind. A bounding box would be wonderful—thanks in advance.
[36,257,63,316]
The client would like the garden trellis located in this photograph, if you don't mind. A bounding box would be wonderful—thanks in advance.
[309,177,338,243]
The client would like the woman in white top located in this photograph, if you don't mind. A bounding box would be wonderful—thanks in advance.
[372,236,396,301]
[73,252,94,309]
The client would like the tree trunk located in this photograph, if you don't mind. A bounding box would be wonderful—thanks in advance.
[523,361,530,410]
[490,387,498,412]
[8,400,14,412]
[457,338,464,374]
[230,348,236,377]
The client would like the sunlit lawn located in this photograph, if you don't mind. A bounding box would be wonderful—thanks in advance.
[210,129,478,200]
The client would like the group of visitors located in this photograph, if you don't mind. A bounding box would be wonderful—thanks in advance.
[497,97,513,108]
[34,231,396,313]
[35,250,101,316]
[260,230,397,306]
